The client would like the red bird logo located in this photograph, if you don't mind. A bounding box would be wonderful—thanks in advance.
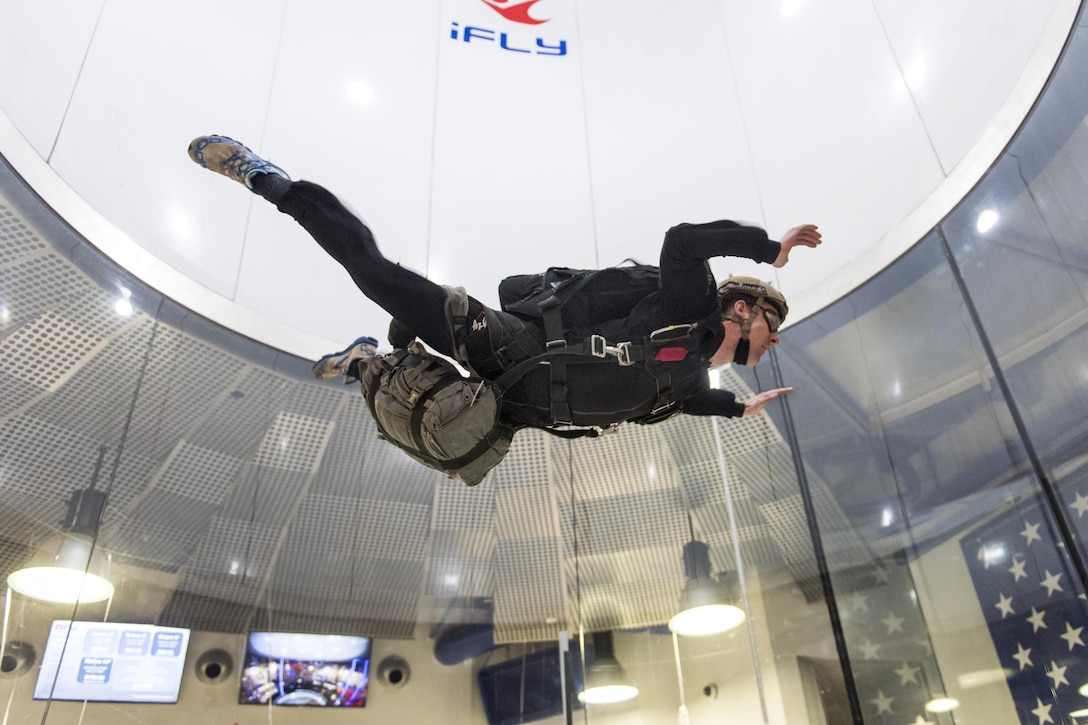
[478,0,550,25]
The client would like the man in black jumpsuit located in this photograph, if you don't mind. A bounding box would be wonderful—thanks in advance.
[188,135,821,427]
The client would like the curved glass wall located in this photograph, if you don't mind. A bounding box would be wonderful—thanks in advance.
[2,5,1088,725]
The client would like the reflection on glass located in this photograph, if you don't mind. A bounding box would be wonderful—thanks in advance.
[114,287,133,316]
[668,582,746,637]
[975,208,999,233]
[925,695,960,713]
[239,632,371,708]
[6,533,114,604]
[577,632,639,705]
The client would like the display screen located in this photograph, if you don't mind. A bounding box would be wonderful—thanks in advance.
[34,620,190,703]
[239,632,371,707]
[478,645,585,725]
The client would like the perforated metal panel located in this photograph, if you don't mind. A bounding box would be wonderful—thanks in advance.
[100,516,203,573]
[563,424,680,501]
[158,590,256,633]
[253,412,335,473]
[152,441,244,502]
[186,368,282,456]
[566,546,682,589]
[761,482,874,603]
[568,578,682,632]
[351,499,433,562]
[432,476,495,531]
[0,201,47,259]
[427,476,496,605]
[130,488,222,533]
[0,372,41,419]
[1,309,119,393]
[0,535,31,585]
[493,538,566,643]
[183,517,283,584]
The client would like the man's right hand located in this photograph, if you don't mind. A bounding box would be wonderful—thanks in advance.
[773,224,822,268]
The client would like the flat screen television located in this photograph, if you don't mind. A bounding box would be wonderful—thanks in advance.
[478,645,587,725]
[34,620,190,703]
[239,632,371,707]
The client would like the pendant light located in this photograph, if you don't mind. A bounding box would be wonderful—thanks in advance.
[577,631,639,705]
[7,447,114,604]
[668,517,745,637]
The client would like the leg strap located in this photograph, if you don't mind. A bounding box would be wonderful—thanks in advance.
[443,286,472,367]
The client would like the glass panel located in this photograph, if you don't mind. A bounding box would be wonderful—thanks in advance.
[765,230,1038,723]
[942,20,1088,548]
[927,22,1088,723]
[557,387,847,723]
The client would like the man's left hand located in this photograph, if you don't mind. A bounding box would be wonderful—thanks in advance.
[743,387,793,416]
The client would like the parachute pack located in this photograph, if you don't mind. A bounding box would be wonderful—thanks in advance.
[359,342,514,487]
[498,260,661,338]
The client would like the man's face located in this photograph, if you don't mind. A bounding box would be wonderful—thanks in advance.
[743,303,781,364]
[711,300,781,366]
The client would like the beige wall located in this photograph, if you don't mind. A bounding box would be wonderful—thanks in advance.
[1,610,482,725]
[1,563,821,725]
[2,547,1012,724]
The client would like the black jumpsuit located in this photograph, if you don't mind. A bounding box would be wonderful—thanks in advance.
[275,180,781,427]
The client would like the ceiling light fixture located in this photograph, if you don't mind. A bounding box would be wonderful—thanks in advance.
[577,631,639,705]
[668,526,746,637]
[10,306,162,605]
[7,448,114,604]
[346,80,375,106]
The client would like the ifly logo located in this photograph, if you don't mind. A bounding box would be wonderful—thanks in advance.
[477,0,549,25]
[450,0,569,57]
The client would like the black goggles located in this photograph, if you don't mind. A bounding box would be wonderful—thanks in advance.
[754,305,781,333]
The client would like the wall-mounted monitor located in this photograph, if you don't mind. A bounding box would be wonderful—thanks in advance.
[34,620,190,703]
[478,645,586,725]
[239,632,371,707]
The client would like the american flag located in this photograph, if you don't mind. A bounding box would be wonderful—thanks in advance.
[960,492,1088,725]
[835,557,947,725]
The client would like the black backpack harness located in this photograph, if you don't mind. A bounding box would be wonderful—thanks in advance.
[475,262,718,435]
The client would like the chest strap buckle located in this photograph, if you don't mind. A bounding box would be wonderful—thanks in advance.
[589,335,635,366]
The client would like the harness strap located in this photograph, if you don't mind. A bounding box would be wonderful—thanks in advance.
[489,322,707,430]
[540,427,602,439]
[638,372,681,425]
[404,373,513,472]
[539,296,571,422]
[407,371,464,454]
[443,286,472,367]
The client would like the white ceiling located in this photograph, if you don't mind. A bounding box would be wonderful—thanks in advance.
[0,0,1079,360]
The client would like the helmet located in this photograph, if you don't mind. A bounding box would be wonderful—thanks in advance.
[717,276,788,323]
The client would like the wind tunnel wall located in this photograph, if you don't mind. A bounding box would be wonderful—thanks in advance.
[2,6,1088,725]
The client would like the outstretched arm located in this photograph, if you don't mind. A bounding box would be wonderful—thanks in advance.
[659,221,780,320]
[658,221,823,320]
[682,386,793,418]
[743,387,793,416]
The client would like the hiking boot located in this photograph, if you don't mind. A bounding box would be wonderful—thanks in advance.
[188,135,290,191]
[312,336,379,382]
